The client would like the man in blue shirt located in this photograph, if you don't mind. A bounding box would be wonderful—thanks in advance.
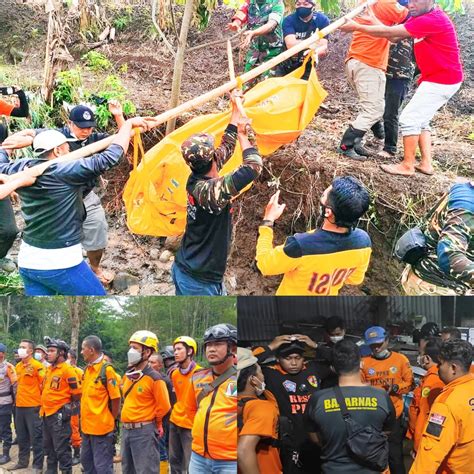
[276,0,329,79]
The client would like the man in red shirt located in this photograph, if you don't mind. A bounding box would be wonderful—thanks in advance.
[341,0,463,176]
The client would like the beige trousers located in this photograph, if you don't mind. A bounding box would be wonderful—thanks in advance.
[345,58,386,132]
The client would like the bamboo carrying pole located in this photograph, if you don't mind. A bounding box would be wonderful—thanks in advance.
[7,0,377,181]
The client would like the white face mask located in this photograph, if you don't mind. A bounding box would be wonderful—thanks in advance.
[373,349,390,359]
[253,376,266,396]
[18,348,28,359]
[329,336,344,344]
[34,353,43,361]
[127,348,142,366]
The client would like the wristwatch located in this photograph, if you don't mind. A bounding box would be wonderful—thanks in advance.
[261,219,274,227]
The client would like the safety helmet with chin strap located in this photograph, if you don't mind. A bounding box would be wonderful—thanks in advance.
[203,324,237,366]
[129,330,159,353]
[173,336,197,357]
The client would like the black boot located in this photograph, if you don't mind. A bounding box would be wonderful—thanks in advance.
[0,448,11,465]
[371,121,385,140]
[72,446,80,466]
[338,125,369,160]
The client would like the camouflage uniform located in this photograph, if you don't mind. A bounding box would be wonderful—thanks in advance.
[241,0,284,88]
[402,183,474,295]
[382,38,415,154]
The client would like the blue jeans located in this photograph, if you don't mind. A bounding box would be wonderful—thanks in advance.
[19,260,106,296]
[189,451,236,474]
[172,263,226,296]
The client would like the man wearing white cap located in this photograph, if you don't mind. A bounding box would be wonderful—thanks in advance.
[0,116,151,295]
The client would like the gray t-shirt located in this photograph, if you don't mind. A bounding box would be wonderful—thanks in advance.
[305,385,396,473]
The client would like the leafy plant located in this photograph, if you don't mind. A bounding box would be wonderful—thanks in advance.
[82,51,112,72]
[53,68,83,106]
[0,272,23,295]
[113,6,134,32]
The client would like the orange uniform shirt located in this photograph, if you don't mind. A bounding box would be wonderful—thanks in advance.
[40,362,81,417]
[347,0,408,71]
[170,363,201,430]
[121,366,171,425]
[360,351,413,418]
[81,358,121,435]
[183,367,237,461]
[411,366,444,452]
[410,373,474,474]
[15,358,45,407]
[238,392,282,474]
[0,99,14,117]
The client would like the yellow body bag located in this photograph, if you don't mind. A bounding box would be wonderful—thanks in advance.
[123,58,327,236]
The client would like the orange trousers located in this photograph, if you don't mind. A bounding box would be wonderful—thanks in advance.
[71,414,81,448]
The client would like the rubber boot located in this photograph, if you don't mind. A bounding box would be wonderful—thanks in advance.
[371,121,385,140]
[160,460,170,473]
[0,447,10,465]
[72,446,80,466]
[338,125,369,160]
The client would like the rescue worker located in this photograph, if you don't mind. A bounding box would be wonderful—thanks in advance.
[11,339,45,472]
[440,326,462,341]
[253,334,330,473]
[0,86,29,272]
[410,339,474,473]
[67,349,83,466]
[361,326,414,474]
[276,0,329,79]
[172,90,262,295]
[80,335,121,474]
[34,344,50,367]
[306,340,396,472]
[169,336,201,474]
[237,347,282,474]
[408,337,444,456]
[256,177,372,295]
[3,102,126,286]
[0,343,17,465]
[40,337,81,474]
[414,322,441,352]
[121,330,171,474]
[160,346,178,376]
[315,316,346,388]
[183,324,238,472]
[228,0,284,88]
[402,182,473,295]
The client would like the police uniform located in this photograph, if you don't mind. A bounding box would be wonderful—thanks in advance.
[254,346,329,473]
[40,362,81,473]
[410,373,474,473]
[0,359,16,463]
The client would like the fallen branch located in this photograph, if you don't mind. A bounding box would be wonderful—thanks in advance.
[187,31,242,53]
[151,0,176,57]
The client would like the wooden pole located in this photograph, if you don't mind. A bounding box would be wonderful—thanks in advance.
[7,0,377,182]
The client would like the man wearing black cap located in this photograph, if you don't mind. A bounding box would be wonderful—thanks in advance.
[253,334,329,473]
[172,90,262,295]
[2,101,125,286]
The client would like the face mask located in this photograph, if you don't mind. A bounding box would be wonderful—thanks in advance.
[18,348,28,359]
[373,349,389,359]
[330,336,344,344]
[127,348,142,366]
[34,353,43,361]
[253,377,266,396]
[296,6,313,19]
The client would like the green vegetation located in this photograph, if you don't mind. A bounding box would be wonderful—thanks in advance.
[113,6,134,32]
[82,51,113,72]
[0,296,237,373]
[0,274,23,296]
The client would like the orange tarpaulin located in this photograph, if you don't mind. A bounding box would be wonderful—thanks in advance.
[123,58,327,236]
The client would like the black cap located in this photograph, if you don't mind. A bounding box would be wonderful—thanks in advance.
[69,105,96,128]
[276,340,305,357]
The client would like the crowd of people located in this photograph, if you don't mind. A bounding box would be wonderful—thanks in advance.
[237,318,474,473]
[0,323,238,473]
[0,0,471,297]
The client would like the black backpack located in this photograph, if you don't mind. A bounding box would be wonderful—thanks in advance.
[333,386,389,472]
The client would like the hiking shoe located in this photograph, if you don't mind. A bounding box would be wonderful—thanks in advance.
[0,454,11,465]
[9,463,29,470]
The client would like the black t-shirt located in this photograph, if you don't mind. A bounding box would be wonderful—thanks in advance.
[305,386,396,473]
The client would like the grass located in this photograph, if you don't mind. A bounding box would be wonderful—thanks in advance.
[0,272,23,295]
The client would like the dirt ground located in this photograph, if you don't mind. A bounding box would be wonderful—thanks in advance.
[0,2,472,295]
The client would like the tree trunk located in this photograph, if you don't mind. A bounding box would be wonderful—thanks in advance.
[0,296,11,335]
[68,297,85,354]
[166,0,195,134]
